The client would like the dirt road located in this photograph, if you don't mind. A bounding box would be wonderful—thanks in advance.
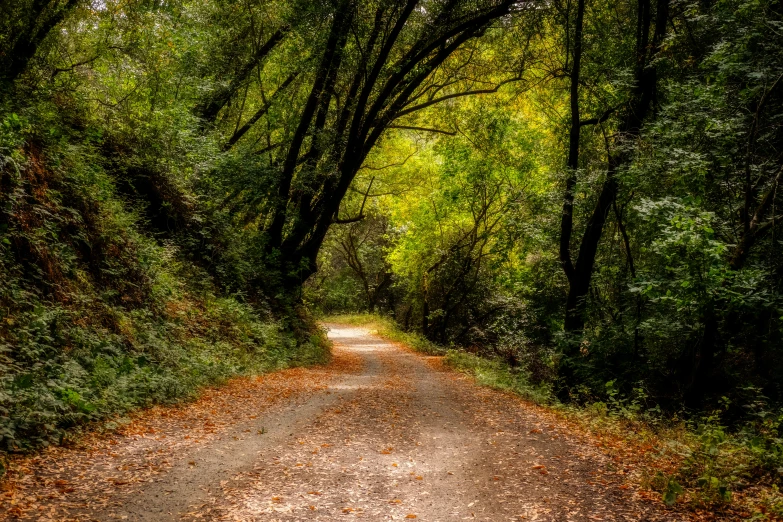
[1,325,681,521]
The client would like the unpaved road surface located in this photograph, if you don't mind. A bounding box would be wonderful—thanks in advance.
[1,325,682,521]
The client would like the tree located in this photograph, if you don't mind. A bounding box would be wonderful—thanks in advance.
[0,0,80,93]
[559,0,669,334]
[224,0,529,302]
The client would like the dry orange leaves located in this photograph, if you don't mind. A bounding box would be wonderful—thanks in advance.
[0,346,362,521]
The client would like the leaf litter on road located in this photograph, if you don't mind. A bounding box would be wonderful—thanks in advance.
[1,326,698,521]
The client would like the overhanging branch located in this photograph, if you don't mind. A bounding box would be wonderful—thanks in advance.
[393,76,523,119]
[388,125,456,135]
[333,177,375,224]
[223,71,298,151]
[359,150,417,171]
[579,105,619,127]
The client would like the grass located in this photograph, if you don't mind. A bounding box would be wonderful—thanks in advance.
[444,350,555,405]
[324,313,783,520]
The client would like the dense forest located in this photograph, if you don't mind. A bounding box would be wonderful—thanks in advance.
[1,0,782,513]
[308,0,783,411]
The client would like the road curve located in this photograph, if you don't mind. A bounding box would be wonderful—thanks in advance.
[2,325,681,522]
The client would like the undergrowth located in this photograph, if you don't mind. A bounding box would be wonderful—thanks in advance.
[444,351,554,405]
[326,314,783,520]
[0,116,329,475]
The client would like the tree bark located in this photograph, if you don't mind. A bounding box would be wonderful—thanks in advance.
[560,0,587,331]
[561,0,669,333]
[730,167,781,270]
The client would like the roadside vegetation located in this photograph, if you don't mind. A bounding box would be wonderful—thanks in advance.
[0,92,330,466]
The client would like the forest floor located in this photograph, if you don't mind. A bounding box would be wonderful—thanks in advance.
[0,325,691,521]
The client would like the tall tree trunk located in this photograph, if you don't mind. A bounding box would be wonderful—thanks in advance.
[258,0,521,301]
[730,164,782,270]
[422,272,431,336]
[560,0,587,331]
[561,0,669,334]
[685,301,718,407]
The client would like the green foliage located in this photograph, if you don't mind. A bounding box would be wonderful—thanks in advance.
[315,0,783,423]
[662,477,685,507]
[0,172,329,449]
[0,0,330,456]
[444,351,555,405]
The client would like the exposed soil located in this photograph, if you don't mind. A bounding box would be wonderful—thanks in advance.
[0,325,684,521]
